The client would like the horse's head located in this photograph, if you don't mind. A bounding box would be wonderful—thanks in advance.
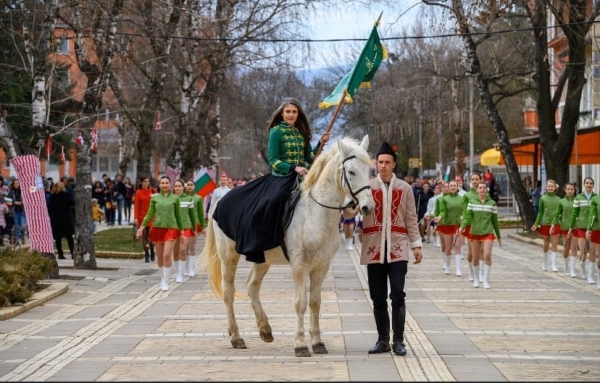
[336,135,375,216]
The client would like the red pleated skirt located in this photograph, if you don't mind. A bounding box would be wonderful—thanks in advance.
[148,228,180,243]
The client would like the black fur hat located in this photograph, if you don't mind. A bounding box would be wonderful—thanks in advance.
[376,142,396,160]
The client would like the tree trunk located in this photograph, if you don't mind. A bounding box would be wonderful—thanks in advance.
[451,0,536,227]
[73,124,96,269]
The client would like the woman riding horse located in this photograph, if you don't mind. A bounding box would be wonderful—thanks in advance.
[212,98,331,264]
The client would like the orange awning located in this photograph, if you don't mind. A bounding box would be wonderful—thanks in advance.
[499,126,600,166]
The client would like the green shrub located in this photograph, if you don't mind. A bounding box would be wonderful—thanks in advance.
[0,248,54,308]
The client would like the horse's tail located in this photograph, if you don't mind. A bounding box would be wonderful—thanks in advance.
[200,217,224,298]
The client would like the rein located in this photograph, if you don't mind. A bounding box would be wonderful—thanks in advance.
[308,154,370,211]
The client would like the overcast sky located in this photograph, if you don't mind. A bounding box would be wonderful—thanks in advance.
[302,1,421,70]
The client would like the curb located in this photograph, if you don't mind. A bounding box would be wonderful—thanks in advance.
[507,232,566,252]
[95,251,144,259]
[0,282,69,321]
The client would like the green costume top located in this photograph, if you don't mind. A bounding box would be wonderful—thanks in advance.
[460,194,501,239]
[177,193,196,230]
[533,192,560,226]
[569,191,598,229]
[551,196,574,230]
[268,122,319,176]
[142,191,183,230]
[438,193,463,225]
[588,195,600,230]
[433,192,447,217]
[189,193,206,229]
[461,187,478,223]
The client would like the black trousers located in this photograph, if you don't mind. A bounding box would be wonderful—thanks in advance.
[367,257,408,344]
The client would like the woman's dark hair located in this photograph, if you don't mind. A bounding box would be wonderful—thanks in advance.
[583,176,595,186]
[266,98,312,159]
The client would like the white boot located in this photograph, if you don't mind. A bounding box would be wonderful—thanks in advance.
[183,257,190,276]
[455,254,462,276]
[435,235,441,248]
[479,265,484,281]
[483,264,491,289]
[551,252,558,272]
[597,268,600,289]
[587,261,595,284]
[468,262,474,281]
[472,265,480,288]
[444,255,451,275]
[569,256,578,278]
[188,255,196,277]
[346,237,353,250]
[541,251,548,271]
[176,260,185,283]
[161,267,170,291]
[580,259,587,279]
[563,256,570,276]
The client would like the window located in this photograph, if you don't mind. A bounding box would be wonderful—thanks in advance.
[57,38,69,54]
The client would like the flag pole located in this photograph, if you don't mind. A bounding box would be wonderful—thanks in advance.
[316,89,347,158]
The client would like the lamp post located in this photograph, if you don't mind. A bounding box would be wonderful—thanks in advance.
[469,76,474,177]
[418,116,423,177]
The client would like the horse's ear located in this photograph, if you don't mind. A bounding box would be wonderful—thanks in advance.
[360,135,369,151]
[337,137,349,156]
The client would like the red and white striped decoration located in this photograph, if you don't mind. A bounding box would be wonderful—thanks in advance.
[91,128,98,152]
[60,146,66,163]
[75,131,84,145]
[10,155,54,254]
[154,110,162,131]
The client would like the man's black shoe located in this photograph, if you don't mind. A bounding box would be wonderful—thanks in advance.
[58,255,66,260]
[393,343,407,356]
[368,341,391,354]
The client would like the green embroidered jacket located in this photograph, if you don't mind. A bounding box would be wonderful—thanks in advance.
[268,122,319,176]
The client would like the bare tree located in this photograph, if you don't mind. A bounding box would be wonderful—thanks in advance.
[524,0,600,190]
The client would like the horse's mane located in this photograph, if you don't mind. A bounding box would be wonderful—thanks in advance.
[302,136,367,195]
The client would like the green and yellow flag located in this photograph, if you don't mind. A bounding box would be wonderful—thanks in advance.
[319,21,388,109]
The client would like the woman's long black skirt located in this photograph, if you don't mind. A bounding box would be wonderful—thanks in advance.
[212,172,298,263]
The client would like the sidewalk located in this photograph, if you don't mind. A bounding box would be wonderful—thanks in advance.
[1,228,600,381]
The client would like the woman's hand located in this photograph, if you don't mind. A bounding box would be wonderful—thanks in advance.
[136,227,144,238]
[295,166,308,176]
[531,225,537,231]
[320,132,331,145]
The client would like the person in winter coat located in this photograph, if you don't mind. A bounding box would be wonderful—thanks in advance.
[0,196,9,246]
[7,179,26,244]
[134,177,156,263]
[48,182,75,259]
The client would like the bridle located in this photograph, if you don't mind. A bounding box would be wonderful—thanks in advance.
[309,154,371,211]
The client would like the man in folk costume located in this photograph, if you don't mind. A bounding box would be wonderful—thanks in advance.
[361,142,423,357]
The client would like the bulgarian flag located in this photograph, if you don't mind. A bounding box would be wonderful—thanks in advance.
[193,167,218,198]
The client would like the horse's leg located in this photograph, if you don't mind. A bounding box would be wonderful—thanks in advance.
[247,263,273,343]
[309,264,330,354]
[221,253,246,349]
[292,264,311,357]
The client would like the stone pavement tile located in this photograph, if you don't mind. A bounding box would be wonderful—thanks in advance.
[444,357,506,381]
[66,303,120,319]
[494,361,600,381]
[3,338,63,360]
[48,360,114,382]
[85,336,140,356]
[425,332,480,355]
[348,357,402,381]
[35,321,85,337]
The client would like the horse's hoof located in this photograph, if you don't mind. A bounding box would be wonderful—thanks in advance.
[231,338,247,349]
[295,346,311,357]
[259,330,274,343]
[312,342,328,354]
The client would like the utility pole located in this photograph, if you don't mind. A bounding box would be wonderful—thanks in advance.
[419,116,423,177]
[469,76,474,178]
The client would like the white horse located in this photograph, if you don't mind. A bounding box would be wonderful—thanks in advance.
[201,135,375,357]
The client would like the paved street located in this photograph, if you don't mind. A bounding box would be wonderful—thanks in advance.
[1,228,600,381]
